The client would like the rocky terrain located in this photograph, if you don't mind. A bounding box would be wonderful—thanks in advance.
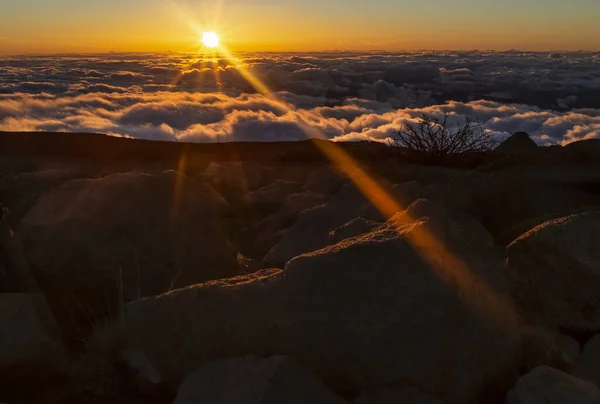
[1,131,600,404]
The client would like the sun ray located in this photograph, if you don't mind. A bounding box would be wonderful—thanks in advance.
[212,58,223,89]
[161,6,517,330]
[213,43,516,328]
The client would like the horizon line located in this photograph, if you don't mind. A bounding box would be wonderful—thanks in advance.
[2,48,599,57]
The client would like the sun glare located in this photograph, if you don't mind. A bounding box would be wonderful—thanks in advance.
[202,32,220,48]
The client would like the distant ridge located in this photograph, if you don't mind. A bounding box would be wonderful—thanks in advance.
[0,131,395,172]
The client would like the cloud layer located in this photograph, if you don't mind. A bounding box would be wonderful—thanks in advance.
[1,51,600,145]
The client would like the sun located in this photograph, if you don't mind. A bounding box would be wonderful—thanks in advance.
[202,32,220,48]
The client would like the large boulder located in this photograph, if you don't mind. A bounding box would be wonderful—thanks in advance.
[263,184,387,266]
[391,180,422,206]
[306,167,346,196]
[198,182,232,216]
[576,335,600,389]
[283,191,329,214]
[0,208,39,293]
[173,356,347,404]
[0,293,69,402]
[19,171,241,340]
[486,139,600,171]
[495,132,538,154]
[124,201,518,403]
[506,212,600,331]
[0,167,91,223]
[328,218,381,244]
[241,180,305,215]
[354,386,444,404]
[233,191,329,259]
[506,366,600,404]
[519,326,575,373]
[471,164,600,245]
[200,162,275,204]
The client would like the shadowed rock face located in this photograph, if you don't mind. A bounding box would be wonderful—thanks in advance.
[124,201,519,404]
[507,366,600,404]
[174,356,347,404]
[328,217,381,245]
[18,170,241,341]
[241,180,306,215]
[518,326,577,373]
[0,167,94,223]
[0,294,70,403]
[6,134,600,403]
[263,184,384,267]
[495,132,538,155]
[576,335,600,390]
[200,161,276,205]
[233,191,330,259]
[354,386,445,404]
[506,212,600,331]
[471,167,600,245]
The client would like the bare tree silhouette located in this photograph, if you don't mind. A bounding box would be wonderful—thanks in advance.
[390,114,498,160]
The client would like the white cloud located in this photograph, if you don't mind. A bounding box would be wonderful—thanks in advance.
[2,51,600,145]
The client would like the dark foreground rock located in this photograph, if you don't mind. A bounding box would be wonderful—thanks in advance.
[233,191,329,259]
[263,184,386,266]
[354,386,444,404]
[518,326,576,373]
[328,217,381,244]
[124,201,518,404]
[0,207,39,293]
[18,170,241,341]
[173,356,346,404]
[0,293,69,403]
[576,335,600,389]
[506,211,600,331]
[200,162,275,204]
[0,167,93,223]
[241,180,305,215]
[472,141,600,245]
[506,366,600,404]
[495,132,538,155]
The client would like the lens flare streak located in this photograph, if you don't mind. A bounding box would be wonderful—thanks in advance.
[213,43,515,327]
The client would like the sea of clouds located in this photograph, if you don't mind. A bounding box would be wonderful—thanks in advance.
[1,51,599,144]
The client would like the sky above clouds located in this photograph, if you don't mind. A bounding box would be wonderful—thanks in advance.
[2,51,600,145]
[1,0,600,53]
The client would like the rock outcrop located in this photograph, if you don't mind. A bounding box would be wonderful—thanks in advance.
[241,180,305,215]
[506,212,600,330]
[495,132,538,154]
[263,184,389,266]
[306,167,346,196]
[472,143,600,244]
[328,217,381,244]
[19,171,241,339]
[233,191,329,259]
[173,356,347,404]
[0,207,39,293]
[506,366,600,404]
[0,167,91,223]
[0,293,69,402]
[200,162,275,204]
[354,386,445,404]
[124,201,518,403]
[576,335,600,389]
[519,326,575,373]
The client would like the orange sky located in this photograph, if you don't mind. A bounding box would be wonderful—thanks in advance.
[1,0,599,54]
